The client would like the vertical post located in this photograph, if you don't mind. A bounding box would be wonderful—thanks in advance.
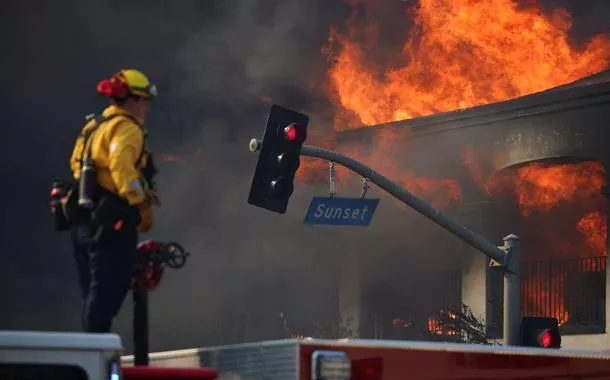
[503,234,521,346]
[133,290,150,366]
[338,251,361,338]
[602,186,610,331]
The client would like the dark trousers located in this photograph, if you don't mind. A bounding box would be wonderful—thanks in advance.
[71,223,138,333]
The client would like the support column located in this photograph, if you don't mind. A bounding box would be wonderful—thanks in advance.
[458,200,501,336]
[602,183,610,334]
[338,251,361,338]
[462,255,489,326]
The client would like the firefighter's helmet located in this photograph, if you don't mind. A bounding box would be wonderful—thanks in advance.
[97,69,157,100]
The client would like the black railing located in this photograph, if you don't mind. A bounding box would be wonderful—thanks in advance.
[521,256,606,333]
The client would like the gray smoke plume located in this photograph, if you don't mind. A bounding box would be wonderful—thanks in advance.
[1,0,608,353]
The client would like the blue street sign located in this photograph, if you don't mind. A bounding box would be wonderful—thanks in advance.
[303,197,380,226]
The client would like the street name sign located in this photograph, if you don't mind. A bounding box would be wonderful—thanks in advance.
[303,196,380,226]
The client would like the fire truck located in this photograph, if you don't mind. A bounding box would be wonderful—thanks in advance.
[3,330,610,380]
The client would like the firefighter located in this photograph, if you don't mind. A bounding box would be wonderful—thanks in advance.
[67,69,160,333]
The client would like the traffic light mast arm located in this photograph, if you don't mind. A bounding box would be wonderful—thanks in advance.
[251,139,508,265]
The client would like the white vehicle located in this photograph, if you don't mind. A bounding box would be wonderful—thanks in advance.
[0,330,122,380]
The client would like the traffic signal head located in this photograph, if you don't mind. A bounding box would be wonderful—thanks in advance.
[248,105,309,214]
[520,316,561,348]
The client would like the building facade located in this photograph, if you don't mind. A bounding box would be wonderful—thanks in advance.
[336,70,610,349]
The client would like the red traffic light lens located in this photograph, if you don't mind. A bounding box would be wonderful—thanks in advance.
[541,330,552,348]
[284,125,297,141]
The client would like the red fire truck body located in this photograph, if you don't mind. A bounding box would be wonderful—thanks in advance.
[3,330,610,379]
[123,338,610,379]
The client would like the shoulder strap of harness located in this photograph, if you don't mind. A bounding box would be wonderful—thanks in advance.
[79,113,147,169]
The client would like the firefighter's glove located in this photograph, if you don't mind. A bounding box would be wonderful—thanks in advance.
[137,202,154,233]
[145,189,161,207]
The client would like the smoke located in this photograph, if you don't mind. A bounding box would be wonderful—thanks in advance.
[537,0,610,40]
[2,0,609,353]
[123,0,464,349]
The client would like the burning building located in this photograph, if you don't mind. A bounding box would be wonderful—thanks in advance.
[136,0,610,350]
[321,69,610,349]
[286,0,610,350]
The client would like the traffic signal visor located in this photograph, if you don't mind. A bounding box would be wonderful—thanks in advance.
[520,316,561,348]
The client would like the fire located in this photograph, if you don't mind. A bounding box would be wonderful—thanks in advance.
[487,160,607,258]
[577,211,607,257]
[486,160,607,325]
[324,0,610,130]
[427,310,458,336]
[304,0,610,210]
[509,161,606,217]
[521,270,570,325]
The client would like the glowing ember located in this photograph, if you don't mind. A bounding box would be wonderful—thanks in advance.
[426,310,459,336]
[325,0,610,130]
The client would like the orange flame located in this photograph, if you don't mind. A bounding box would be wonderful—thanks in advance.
[502,161,605,217]
[324,0,610,130]
[303,0,610,210]
[577,211,608,257]
[485,160,607,324]
[427,310,459,336]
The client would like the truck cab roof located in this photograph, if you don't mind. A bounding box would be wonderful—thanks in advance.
[0,330,123,351]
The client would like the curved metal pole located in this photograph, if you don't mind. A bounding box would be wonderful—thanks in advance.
[251,138,507,264]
